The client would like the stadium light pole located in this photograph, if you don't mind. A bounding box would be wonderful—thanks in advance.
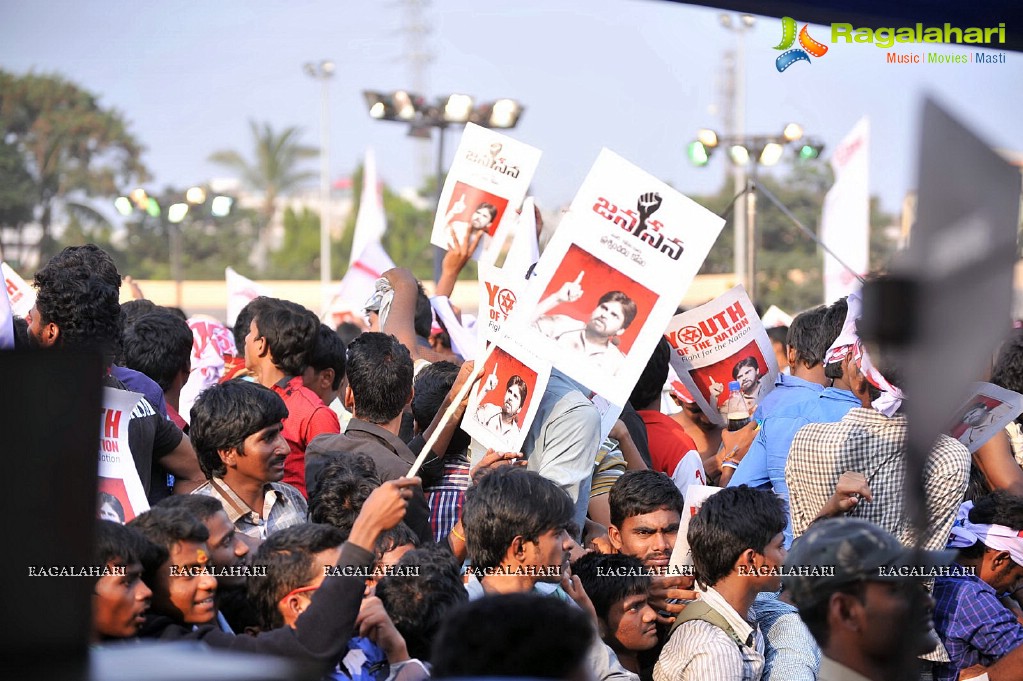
[304,59,336,315]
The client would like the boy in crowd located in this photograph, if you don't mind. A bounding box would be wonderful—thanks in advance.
[572,552,659,676]
[654,486,787,681]
[92,520,153,641]
[189,380,308,541]
[302,322,349,427]
[244,297,340,496]
[935,492,1023,680]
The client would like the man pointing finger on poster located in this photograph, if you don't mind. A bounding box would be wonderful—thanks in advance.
[532,271,637,374]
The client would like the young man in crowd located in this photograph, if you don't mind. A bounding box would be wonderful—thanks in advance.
[654,486,787,681]
[92,520,153,641]
[306,331,432,543]
[730,298,850,545]
[572,552,659,676]
[244,297,340,496]
[628,338,704,489]
[122,309,195,429]
[934,492,1023,681]
[461,466,637,681]
[156,494,256,631]
[125,478,418,675]
[188,380,307,541]
[27,245,203,503]
[606,470,692,628]
[302,322,349,427]
[784,517,954,681]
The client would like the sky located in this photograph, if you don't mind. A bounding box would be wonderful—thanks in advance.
[2,0,1021,220]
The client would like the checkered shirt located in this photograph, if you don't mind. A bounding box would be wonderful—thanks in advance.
[424,452,471,543]
[932,572,1023,681]
[785,408,969,552]
[192,477,308,541]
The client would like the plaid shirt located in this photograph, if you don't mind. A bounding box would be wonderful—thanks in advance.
[424,452,471,543]
[932,572,1023,681]
[786,408,969,552]
[192,477,307,541]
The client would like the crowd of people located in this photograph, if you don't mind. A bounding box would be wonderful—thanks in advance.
[13,241,1023,681]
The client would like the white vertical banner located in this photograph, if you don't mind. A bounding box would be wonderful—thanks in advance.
[2,261,36,318]
[225,267,272,327]
[820,117,870,304]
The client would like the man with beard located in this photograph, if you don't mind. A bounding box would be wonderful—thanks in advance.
[533,280,638,375]
[475,374,528,440]
[188,380,307,542]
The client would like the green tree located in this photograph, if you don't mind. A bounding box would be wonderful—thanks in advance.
[268,206,323,278]
[0,69,148,261]
[208,121,317,271]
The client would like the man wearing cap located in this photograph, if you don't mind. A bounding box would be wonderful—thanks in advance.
[933,493,1023,681]
[784,517,955,681]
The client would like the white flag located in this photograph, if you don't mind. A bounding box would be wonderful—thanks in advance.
[225,267,272,327]
[350,147,387,266]
[820,117,870,303]
[0,273,13,350]
[2,261,36,318]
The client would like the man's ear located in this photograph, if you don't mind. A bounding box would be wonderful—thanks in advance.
[829,591,863,634]
[218,448,238,468]
[281,594,304,623]
[787,347,799,368]
[510,535,527,560]
[607,524,623,551]
[343,385,355,411]
[38,321,60,348]
[320,368,335,393]
[991,549,1013,569]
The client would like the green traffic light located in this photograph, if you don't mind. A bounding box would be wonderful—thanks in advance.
[687,141,710,166]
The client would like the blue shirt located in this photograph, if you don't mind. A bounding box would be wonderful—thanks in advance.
[730,386,859,546]
[751,373,823,421]
[749,591,820,681]
[933,571,1023,681]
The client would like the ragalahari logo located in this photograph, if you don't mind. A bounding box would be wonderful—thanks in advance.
[774,17,828,72]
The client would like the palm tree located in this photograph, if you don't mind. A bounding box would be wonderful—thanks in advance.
[209,120,317,270]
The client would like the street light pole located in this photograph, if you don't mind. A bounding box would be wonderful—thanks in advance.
[305,60,335,315]
[433,124,447,283]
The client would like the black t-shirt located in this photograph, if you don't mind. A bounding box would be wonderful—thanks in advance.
[103,375,184,504]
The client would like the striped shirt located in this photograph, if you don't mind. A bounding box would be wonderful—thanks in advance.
[424,453,471,543]
[654,586,765,681]
[192,477,307,541]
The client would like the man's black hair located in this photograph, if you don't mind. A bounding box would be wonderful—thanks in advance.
[94,520,147,569]
[12,316,29,349]
[122,311,193,391]
[47,243,122,289]
[346,332,414,424]
[188,379,288,479]
[307,323,346,391]
[992,332,1023,426]
[609,469,684,530]
[431,593,593,679]
[785,305,828,367]
[121,299,158,329]
[308,460,380,540]
[98,492,126,523]
[628,337,670,411]
[375,522,421,557]
[957,491,1023,559]
[571,552,651,624]
[415,282,433,340]
[376,544,468,661]
[335,321,362,347]
[252,298,319,376]
[411,361,461,433]
[247,522,344,630]
[766,325,789,349]
[688,485,786,588]
[598,290,638,329]
[233,296,270,351]
[128,506,210,586]
[462,467,574,571]
[33,261,121,356]
[732,355,761,379]
[156,494,226,523]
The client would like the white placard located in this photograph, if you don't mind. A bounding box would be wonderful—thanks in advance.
[664,285,779,426]
[946,382,1023,453]
[463,339,551,454]
[503,148,725,406]
[430,123,541,261]
[97,388,150,523]
[2,261,35,318]
[668,485,722,569]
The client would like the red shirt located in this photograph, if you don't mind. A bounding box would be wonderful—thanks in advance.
[638,410,700,476]
[220,356,249,383]
[272,376,340,497]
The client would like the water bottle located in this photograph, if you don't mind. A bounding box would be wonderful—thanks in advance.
[725,380,751,431]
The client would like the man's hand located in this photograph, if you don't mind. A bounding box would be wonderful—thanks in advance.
[561,561,599,625]
[648,574,697,626]
[470,449,524,482]
[555,272,585,304]
[637,192,663,221]
[483,363,499,394]
[442,227,484,279]
[356,596,410,663]
[708,377,724,401]
[719,420,758,462]
[450,193,467,217]
[588,534,615,555]
[958,664,987,680]
[818,471,873,520]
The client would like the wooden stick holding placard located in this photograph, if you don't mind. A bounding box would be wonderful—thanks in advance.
[406,343,497,478]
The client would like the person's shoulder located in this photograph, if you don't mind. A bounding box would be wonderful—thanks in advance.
[307,431,350,454]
